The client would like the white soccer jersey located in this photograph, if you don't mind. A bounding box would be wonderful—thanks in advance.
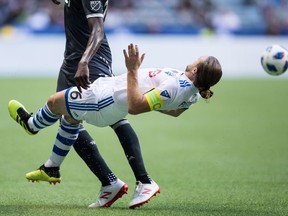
[65,68,200,127]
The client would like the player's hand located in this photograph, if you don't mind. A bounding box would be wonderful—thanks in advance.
[74,62,91,93]
[51,0,61,5]
[123,43,145,73]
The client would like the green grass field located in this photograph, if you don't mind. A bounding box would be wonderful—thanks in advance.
[0,78,287,216]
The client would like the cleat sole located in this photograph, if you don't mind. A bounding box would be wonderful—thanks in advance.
[101,184,128,208]
[129,189,160,209]
[50,181,61,185]
[26,168,61,184]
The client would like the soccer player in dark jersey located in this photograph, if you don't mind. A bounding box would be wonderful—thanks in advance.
[26,0,159,209]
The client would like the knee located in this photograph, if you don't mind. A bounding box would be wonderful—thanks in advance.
[47,95,59,114]
[110,119,130,130]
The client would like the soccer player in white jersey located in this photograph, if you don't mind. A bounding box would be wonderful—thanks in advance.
[8,43,222,208]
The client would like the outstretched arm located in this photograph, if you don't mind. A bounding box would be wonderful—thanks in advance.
[123,44,150,115]
[158,109,186,117]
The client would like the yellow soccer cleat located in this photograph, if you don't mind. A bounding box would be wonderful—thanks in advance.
[8,100,38,135]
[26,165,61,185]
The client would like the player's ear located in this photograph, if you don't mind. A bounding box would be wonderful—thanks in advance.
[192,67,197,74]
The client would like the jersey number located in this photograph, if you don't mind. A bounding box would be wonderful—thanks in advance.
[70,91,82,100]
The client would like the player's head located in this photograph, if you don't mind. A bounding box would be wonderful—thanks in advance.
[187,56,222,99]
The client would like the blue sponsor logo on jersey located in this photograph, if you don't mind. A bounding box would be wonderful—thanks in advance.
[160,90,170,98]
[164,70,179,77]
[164,71,174,76]
[179,80,191,87]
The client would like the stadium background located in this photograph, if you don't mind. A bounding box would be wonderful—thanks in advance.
[0,0,288,78]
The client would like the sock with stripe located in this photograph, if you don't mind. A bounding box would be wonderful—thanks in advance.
[27,103,60,132]
[45,117,80,167]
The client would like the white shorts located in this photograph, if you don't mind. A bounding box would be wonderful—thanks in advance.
[65,83,127,127]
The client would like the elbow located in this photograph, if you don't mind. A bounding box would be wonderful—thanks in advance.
[97,34,104,42]
[170,114,178,117]
[127,98,149,115]
[162,110,183,117]
[128,107,141,115]
[127,103,143,115]
[167,113,181,117]
[172,112,182,117]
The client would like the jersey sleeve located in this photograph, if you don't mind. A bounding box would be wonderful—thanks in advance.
[180,93,201,109]
[155,80,178,107]
[82,0,106,18]
[156,79,200,110]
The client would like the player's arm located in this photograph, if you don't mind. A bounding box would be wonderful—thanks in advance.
[124,44,149,115]
[158,109,186,117]
[74,17,104,92]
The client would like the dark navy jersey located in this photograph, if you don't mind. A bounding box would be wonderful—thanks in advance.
[62,0,112,78]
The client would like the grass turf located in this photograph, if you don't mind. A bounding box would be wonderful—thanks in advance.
[0,78,287,216]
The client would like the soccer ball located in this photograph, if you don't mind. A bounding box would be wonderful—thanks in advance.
[261,44,288,76]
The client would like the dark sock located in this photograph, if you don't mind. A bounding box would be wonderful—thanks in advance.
[73,130,117,186]
[112,121,151,184]
[137,175,152,184]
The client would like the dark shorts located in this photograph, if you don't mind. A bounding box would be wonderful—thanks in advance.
[56,58,113,92]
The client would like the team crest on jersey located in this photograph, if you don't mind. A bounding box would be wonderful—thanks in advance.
[90,1,101,11]
[160,90,170,98]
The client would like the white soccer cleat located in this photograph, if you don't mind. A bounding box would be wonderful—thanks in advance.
[129,180,160,209]
[88,179,128,208]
